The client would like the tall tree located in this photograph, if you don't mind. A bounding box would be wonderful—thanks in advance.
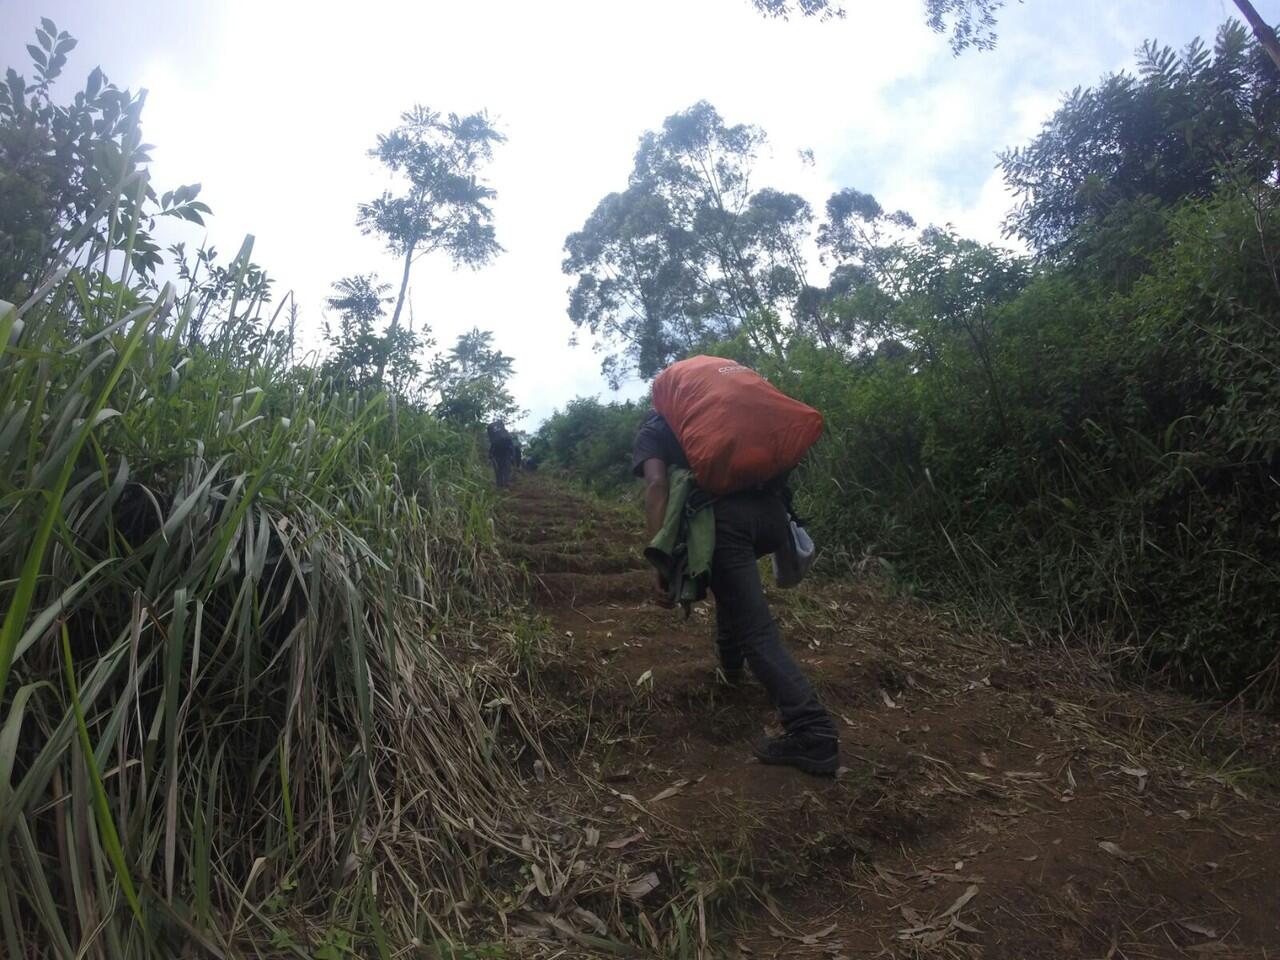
[816,188,915,292]
[791,188,917,349]
[429,327,520,425]
[358,107,505,385]
[564,102,811,383]
[999,22,1280,253]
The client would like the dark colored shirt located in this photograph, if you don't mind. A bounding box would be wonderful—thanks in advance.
[632,412,689,477]
[489,431,515,461]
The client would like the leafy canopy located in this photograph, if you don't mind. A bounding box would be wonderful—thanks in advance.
[429,327,521,425]
[563,101,811,385]
[749,0,1010,53]
[1001,22,1280,252]
[358,106,505,384]
[322,273,430,395]
[0,18,210,299]
[358,106,506,266]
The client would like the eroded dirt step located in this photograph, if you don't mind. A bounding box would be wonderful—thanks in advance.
[527,570,655,607]
[498,521,634,550]
[496,479,1280,960]
[503,543,646,575]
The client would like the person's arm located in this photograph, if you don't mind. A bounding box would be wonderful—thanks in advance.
[641,458,674,607]
[641,458,669,539]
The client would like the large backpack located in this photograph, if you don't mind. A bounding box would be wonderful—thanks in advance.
[652,356,823,495]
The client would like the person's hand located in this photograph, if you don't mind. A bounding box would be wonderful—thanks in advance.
[652,573,675,609]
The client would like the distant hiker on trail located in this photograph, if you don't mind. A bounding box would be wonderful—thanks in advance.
[634,356,838,776]
[488,420,517,488]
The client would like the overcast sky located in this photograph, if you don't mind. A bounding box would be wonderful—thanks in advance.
[1,0,1245,427]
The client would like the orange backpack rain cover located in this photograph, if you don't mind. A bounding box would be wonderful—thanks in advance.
[651,356,824,495]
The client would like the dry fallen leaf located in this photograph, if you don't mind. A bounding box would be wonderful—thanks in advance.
[1121,766,1149,792]
[573,906,608,935]
[605,831,644,850]
[978,752,996,769]
[511,921,552,938]
[1018,854,1039,862]
[801,923,838,944]
[874,863,908,891]
[623,871,660,899]
[533,759,546,783]
[530,863,552,898]
[583,826,600,848]
[1098,840,1136,863]
[942,884,980,918]
[880,689,900,709]
[648,779,690,803]
[1178,920,1219,939]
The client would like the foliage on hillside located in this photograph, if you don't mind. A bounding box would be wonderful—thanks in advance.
[553,22,1280,701]
[770,192,1280,696]
[531,396,649,494]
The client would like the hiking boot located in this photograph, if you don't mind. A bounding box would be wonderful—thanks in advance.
[753,731,839,776]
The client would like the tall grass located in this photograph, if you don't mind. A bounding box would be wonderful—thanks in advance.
[0,190,555,955]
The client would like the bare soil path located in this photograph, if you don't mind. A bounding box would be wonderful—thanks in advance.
[498,476,1280,959]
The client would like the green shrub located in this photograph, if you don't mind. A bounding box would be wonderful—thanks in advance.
[533,396,648,495]
[770,190,1280,699]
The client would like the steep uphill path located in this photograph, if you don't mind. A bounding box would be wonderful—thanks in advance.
[498,476,1280,959]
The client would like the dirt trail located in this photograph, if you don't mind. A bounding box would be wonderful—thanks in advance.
[499,476,1280,959]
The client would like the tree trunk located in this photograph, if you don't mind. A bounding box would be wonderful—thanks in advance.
[376,237,417,386]
[1233,0,1280,72]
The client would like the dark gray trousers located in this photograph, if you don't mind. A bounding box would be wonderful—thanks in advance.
[711,492,835,736]
[493,457,514,488]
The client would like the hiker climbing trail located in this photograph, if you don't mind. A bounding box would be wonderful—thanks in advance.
[498,478,1280,959]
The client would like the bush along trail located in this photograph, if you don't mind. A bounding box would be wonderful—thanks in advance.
[498,475,1280,959]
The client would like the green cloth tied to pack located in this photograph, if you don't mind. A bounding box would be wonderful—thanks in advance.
[644,466,715,615]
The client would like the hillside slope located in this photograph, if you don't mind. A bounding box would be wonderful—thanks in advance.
[499,476,1280,959]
